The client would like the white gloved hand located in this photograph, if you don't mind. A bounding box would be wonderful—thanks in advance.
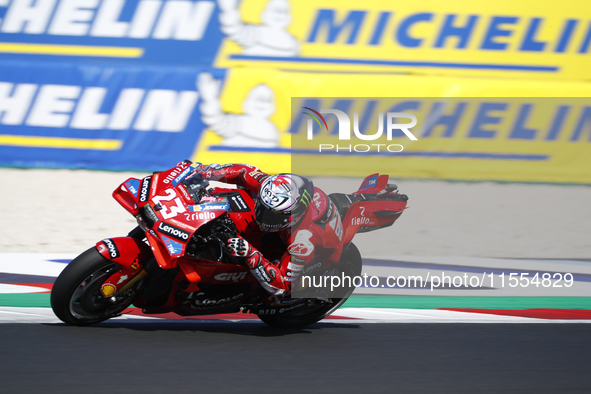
[197,73,222,101]
[227,237,252,258]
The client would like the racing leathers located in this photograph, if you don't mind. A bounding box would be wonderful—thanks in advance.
[193,163,345,296]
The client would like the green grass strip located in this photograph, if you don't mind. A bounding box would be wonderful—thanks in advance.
[0,293,51,307]
[2,294,591,310]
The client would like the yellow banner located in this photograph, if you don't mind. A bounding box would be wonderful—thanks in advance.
[190,68,591,184]
[214,0,591,80]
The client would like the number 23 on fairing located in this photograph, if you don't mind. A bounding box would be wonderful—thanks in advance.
[152,189,186,219]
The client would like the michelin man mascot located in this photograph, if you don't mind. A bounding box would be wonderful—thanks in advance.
[197,72,280,148]
[217,0,299,57]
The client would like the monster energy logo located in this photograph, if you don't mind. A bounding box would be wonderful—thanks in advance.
[300,190,312,207]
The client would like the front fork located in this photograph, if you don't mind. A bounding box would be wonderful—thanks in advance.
[95,227,154,298]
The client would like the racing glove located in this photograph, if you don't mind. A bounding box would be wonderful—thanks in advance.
[227,237,286,296]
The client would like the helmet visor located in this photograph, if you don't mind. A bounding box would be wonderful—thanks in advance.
[254,198,292,232]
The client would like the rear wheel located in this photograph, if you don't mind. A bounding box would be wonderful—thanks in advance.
[258,243,362,328]
[51,247,142,326]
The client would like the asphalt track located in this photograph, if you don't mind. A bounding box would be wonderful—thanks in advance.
[3,255,591,392]
[1,321,590,394]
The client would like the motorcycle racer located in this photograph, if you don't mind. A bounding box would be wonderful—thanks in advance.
[189,162,344,297]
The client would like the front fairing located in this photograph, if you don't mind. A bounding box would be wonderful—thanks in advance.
[112,162,262,271]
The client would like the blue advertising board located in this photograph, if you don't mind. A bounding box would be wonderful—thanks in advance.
[0,0,222,65]
[0,60,227,170]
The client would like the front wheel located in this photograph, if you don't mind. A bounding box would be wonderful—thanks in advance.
[51,247,141,326]
[258,243,362,328]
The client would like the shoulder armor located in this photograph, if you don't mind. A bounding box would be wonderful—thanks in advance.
[311,187,334,224]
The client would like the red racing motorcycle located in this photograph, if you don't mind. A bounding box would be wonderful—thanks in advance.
[50,161,408,328]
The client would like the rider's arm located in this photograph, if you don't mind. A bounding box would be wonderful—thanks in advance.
[196,163,269,194]
[227,236,287,295]
[279,227,319,284]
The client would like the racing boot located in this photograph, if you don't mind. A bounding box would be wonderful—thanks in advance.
[227,237,286,296]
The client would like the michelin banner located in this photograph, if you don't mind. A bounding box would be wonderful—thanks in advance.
[2,63,591,182]
[0,0,223,66]
[0,60,225,170]
[291,96,591,184]
[191,67,591,184]
[0,0,590,79]
[215,0,591,80]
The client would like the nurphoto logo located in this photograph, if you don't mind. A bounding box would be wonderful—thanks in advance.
[302,107,418,153]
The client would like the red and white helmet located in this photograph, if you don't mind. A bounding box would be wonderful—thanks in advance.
[254,174,314,232]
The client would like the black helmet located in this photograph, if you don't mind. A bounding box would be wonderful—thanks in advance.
[254,174,314,232]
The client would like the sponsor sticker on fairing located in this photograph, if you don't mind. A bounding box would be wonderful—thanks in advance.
[189,203,230,212]
[172,166,195,187]
[100,283,117,297]
[124,179,140,198]
[214,272,248,282]
[101,239,120,259]
[143,205,159,225]
[198,196,218,202]
[162,165,186,184]
[139,176,152,203]
[193,293,244,307]
[184,211,217,222]
[351,216,373,226]
[168,218,197,232]
[158,222,190,242]
[130,258,140,272]
[161,236,183,256]
[226,193,250,212]
[359,174,379,191]
[177,184,193,203]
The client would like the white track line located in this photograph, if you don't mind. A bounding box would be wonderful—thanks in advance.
[332,308,591,323]
[0,254,73,277]
[0,284,50,294]
[1,307,590,324]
